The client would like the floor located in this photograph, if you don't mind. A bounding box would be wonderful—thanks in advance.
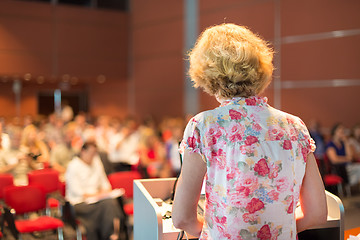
[343,194,360,231]
[2,192,360,240]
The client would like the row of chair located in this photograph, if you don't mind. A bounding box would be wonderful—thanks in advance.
[317,155,352,197]
[0,170,69,240]
[0,169,142,240]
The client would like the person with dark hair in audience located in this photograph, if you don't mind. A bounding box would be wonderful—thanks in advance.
[172,23,327,239]
[65,141,122,240]
[326,123,360,188]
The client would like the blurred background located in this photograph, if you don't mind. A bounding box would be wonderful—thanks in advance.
[0,0,359,131]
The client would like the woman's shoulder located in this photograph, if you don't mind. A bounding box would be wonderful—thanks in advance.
[267,105,301,121]
[185,110,213,127]
[272,108,312,132]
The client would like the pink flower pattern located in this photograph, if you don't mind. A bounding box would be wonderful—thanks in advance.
[254,158,270,176]
[227,122,245,143]
[180,96,315,240]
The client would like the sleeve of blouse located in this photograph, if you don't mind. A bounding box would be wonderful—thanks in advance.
[179,117,203,157]
[297,118,316,161]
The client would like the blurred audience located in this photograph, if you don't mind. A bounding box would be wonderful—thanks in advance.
[72,112,89,143]
[0,127,38,185]
[308,119,326,161]
[108,116,140,172]
[138,126,171,178]
[61,101,74,124]
[94,115,114,153]
[326,123,360,187]
[1,112,359,197]
[163,118,184,176]
[0,120,10,150]
[349,123,360,162]
[43,113,65,149]
[50,124,77,181]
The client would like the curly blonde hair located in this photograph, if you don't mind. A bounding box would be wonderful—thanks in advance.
[189,23,274,98]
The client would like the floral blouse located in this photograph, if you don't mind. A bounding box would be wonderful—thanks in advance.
[180,96,315,240]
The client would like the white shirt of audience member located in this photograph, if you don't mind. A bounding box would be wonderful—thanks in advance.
[108,131,140,165]
[65,155,112,205]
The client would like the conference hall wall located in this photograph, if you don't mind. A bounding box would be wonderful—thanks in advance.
[0,0,359,130]
[0,0,129,119]
[130,0,360,130]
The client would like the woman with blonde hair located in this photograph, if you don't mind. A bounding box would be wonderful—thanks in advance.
[172,23,327,239]
[20,124,50,168]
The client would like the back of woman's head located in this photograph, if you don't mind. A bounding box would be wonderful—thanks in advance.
[189,23,274,98]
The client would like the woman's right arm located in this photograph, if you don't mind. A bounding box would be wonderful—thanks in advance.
[296,153,327,233]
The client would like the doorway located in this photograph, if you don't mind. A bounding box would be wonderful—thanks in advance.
[38,90,88,117]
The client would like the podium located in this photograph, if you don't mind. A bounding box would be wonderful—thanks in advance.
[133,178,183,240]
[134,178,344,240]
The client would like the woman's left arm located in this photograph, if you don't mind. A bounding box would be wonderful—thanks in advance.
[38,141,50,163]
[172,149,206,237]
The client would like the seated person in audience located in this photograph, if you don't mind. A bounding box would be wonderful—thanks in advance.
[138,127,171,178]
[65,141,122,240]
[308,119,326,161]
[43,113,65,150]
[0,120,10,150]
[349,123,360,162]
[326,123,360,186]
[95,115,113,154]
[72,112,90,142]
[20,124,50,168]
[50,124,77,181]
[65,122,83,153]
[108,117,140,172]
[61,101,74,124]
[0,128,39,185]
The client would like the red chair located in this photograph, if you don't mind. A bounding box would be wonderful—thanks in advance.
[3,185,64,240]
[27,169,63,214]
[0,174,14,202]
[108,171,142,215]
[27,170,83,240]
[0,173,14,237]
[108,171,142,239]
[317,156,345,197]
